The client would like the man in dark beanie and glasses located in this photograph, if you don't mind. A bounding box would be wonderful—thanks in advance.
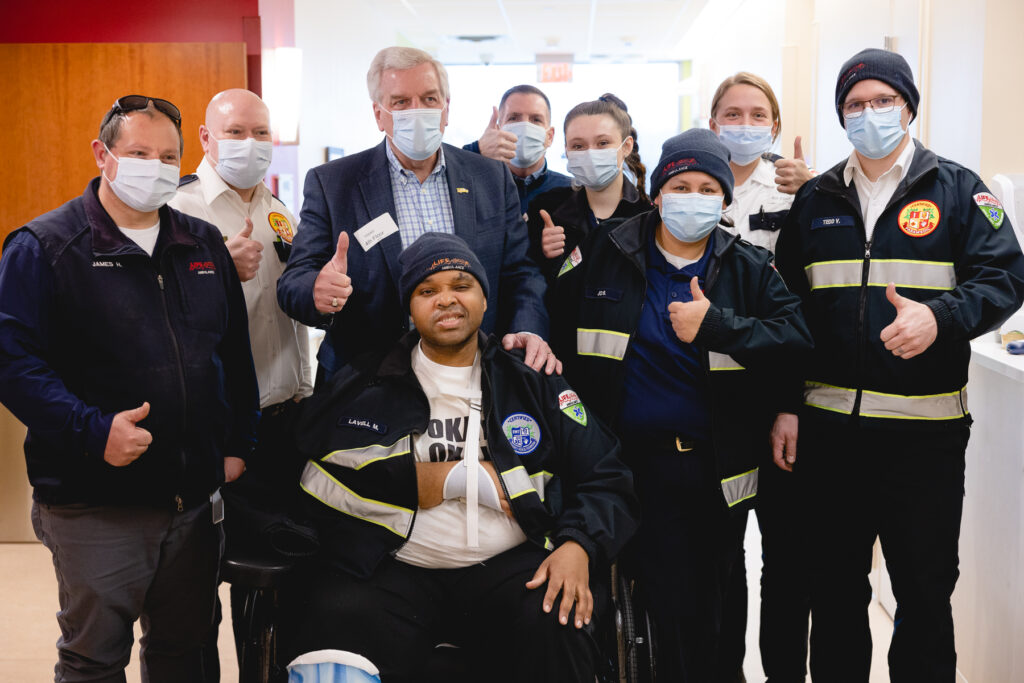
[773,48,1024,681]
[281,232,638,682]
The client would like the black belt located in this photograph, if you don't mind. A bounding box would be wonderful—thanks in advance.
[263,399,297,418]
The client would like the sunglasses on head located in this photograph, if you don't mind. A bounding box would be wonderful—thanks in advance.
[102,95,182,128]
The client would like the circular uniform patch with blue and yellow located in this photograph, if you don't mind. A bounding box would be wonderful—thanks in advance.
[502,413,541,455]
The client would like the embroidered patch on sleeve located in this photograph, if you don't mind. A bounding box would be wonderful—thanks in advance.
[973,192,1005,229]
[557,389,588,427]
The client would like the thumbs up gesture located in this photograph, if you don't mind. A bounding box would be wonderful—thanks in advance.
[667,277,711,343]
[226,217,263,282]
[313,231,353,314]
[880,282,938,359]
[477,106,517,163]
[774,135,814,195]
[104,402,153,466]
[539,210,566,259]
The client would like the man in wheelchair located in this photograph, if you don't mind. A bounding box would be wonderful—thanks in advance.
[281,233,639,682]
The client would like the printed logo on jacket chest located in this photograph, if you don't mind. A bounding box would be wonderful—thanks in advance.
[501,413,541,455]
[898,200,941,237]
[189,260,217,275]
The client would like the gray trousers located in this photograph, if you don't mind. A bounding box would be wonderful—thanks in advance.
[32,500,223,683]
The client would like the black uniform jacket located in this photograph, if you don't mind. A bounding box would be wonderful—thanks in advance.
[774,140,1024,430]
[553,210,813,510]
[293,331,640,579]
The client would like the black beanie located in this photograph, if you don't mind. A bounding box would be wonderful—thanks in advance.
[398,232,489,309]
[835,48,919,127]
[649,129,734,205]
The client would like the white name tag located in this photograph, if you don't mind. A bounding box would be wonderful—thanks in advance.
[353,213,400,252]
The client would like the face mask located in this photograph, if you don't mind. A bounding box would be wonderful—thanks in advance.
[213,137,273,189]
[566,139,627,190]
[845,105,907,160]
[383,106,445,161]
[717,125,773,165]
[103,144,179,212]
[660,192,723,243]
[503,121,548,169]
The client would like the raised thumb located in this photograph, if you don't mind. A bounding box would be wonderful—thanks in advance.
[237,217,254,239]
[128,401,150,423]
[539,209,555,229]
[793,135,805,162]
[488,105,500,130]
[886,282,905,309]
[331,232,349,273]
[690,276,706,300]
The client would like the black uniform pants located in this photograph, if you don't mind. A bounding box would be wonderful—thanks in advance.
[627,442,747,683]
[280,543,601,683]
[799,416,969,683]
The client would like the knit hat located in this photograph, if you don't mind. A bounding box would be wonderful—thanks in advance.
[835,48,919,127]
[649,129,734,205]
[398,232,489,309]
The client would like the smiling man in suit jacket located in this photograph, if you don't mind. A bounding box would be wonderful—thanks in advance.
[277,46,555,385]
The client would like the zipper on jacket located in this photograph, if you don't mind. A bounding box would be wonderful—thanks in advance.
[851,240,873,417]
[157,269,190,510]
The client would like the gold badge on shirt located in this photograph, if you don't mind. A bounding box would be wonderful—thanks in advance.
[268,212,294,244]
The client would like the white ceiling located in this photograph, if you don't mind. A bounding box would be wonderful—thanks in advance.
[357,0,710,64]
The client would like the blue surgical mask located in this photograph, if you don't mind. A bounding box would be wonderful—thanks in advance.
[717,125,774,165]
[845,105,907,160]
[660,192,723,243]
[503,121,548,169]
[566,139,627,190]
[382,106,445,161]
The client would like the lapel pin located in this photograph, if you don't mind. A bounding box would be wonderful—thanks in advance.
[456,187,469,194]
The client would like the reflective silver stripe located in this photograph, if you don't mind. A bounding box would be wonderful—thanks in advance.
[721,467,758,507]
[322,436,412,470]
[708,351,744,371]
[804,381,969,420]
[501,466,552,501]
[299,461,414,538]
[577,328,630,361]
[806,259,956,291]
[867,260,956,290]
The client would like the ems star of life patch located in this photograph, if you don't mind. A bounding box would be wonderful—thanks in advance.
[557,390,587,427]
[557,246,583,278]
[973,192,1005,229]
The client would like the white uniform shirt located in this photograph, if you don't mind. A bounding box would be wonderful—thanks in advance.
[169,157,313,408]
[722,156,795,253]
[395,345,527,569]
[843,139,915,242]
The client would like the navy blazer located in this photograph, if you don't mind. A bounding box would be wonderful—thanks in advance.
[277,140,549,380]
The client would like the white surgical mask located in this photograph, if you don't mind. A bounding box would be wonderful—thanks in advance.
[382,106,445,161]
[660,192,723,243]
[717,125,774,166]
[845,105,907,160]
[566,139,628,190]
[213,137,273,189]
[103,144,179,212]
[503,121,548,169]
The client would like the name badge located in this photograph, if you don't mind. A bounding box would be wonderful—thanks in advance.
[353,213,400,252]
[811,215,855,230]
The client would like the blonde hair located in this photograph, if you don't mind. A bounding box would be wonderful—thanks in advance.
[366,47,450,104]
[710,72,782,141]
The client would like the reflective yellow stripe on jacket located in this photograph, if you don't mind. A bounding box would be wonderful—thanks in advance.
[300,460,415,538]
[577,328,630,360]
[721,467,758,507]
[501,466,554,502]
[804,381,969,420]
[708,351,744,371]
[805,259,956,291]
[321,436,412,470]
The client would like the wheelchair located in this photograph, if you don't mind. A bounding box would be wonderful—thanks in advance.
[223,552,657,683]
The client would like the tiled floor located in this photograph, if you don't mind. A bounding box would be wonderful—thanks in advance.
[1,521,893,682]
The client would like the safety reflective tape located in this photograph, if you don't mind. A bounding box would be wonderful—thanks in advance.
[501,466,552,501]
[530,470,554,502]
[577,328,630,361]
[544,537,555,551]
[804,381,968,420]
[708,351,745,371]
[805,259,955,291]
[299,461,414,538]
[721,467,758,507]
[321,436,411,470]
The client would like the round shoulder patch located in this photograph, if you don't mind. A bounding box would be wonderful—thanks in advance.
[501,413,541,455]
[898,200,941,238]
[268,211,295,243]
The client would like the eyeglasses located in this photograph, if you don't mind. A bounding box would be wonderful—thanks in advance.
[842,94,902,118]
[102,95,182,128]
